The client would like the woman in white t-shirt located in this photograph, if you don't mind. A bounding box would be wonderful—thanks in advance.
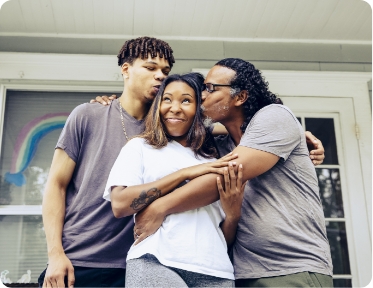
[103,73,244,287]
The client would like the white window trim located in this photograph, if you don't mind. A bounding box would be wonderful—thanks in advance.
[0,205,42,215]
[0,52,370,286]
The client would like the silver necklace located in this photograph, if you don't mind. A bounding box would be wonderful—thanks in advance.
[119,100,129,141]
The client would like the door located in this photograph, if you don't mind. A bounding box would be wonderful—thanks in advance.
[282,96,371,287]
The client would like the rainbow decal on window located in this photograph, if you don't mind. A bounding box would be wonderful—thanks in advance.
[5,112,69,186]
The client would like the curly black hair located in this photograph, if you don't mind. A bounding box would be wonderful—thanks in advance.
[215,58,282,133]
[117,36,175,68]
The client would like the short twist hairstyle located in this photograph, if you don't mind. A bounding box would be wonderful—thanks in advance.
[215,58,283,132]
[117,36,175,68]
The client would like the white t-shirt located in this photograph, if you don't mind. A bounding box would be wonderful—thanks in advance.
[103,137,234,280]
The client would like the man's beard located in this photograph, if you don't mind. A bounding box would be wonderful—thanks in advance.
[201,105,215,128]
[203,116,214,128]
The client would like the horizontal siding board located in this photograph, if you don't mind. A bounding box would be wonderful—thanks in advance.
[167,40,225,60]
[223,41,371,63]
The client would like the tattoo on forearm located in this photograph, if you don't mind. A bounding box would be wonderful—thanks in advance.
[130,188,161,211]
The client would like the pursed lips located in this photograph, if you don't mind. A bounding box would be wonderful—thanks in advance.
[153,85,161,93]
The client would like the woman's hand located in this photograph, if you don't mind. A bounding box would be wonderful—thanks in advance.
[217,163,245,221]
[133,201,165,245]
[183,152,238,180]
[89,94,117,105]
[217,163,246,246]
[305,131,325,166]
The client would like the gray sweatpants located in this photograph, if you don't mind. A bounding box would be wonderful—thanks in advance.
[126,254,235,287]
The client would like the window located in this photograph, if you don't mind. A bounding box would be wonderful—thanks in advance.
[298,116,352,287]
[0,90,110,283]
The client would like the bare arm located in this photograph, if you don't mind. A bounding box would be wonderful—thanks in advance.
[111,169,188,218]
[134,147,279,243]
[42,149,76,288]
[110,153,238,218]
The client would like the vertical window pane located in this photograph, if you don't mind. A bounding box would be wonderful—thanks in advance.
[0,91,109,205]
[305,118,338,165]
[0,215,47,283]
[326,221,351,275]
[333,279,352,287]
[316,168,344,218]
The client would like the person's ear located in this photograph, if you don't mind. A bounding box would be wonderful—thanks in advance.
[121,63,130,79]
[234,90,248,107]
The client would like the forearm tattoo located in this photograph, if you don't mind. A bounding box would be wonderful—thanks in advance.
[130,188,161,211]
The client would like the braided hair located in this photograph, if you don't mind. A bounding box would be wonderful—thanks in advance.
[215,58,283,133]
[117,36,175,68]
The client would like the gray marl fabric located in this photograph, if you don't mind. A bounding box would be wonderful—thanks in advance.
[215,105,333,279]
[126,254,234,287]
[56,99,145,269]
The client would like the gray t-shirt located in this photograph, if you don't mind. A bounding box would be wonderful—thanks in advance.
[56,99,144,269]
[215,104,333,279]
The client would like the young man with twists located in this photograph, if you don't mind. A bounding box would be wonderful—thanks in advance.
[39,37,174,288]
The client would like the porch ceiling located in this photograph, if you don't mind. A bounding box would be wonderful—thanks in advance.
[0,0,371,44]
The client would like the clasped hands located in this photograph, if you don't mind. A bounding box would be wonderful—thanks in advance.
[132,155,245,245]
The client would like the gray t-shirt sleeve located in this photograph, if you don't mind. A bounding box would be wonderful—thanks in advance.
[239,105,301,161]
[56,104,88,162]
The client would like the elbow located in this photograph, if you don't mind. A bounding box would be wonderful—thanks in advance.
[110,191,132,218]
[111,201,132,218]
[112,206,125,218]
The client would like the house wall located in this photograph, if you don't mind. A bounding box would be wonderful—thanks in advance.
[0,36,371,106]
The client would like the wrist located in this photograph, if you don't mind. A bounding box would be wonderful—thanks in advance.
[179,167,191,181]
[154,196,171,217]
[224,214,241,224]
[47,246,65,258]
